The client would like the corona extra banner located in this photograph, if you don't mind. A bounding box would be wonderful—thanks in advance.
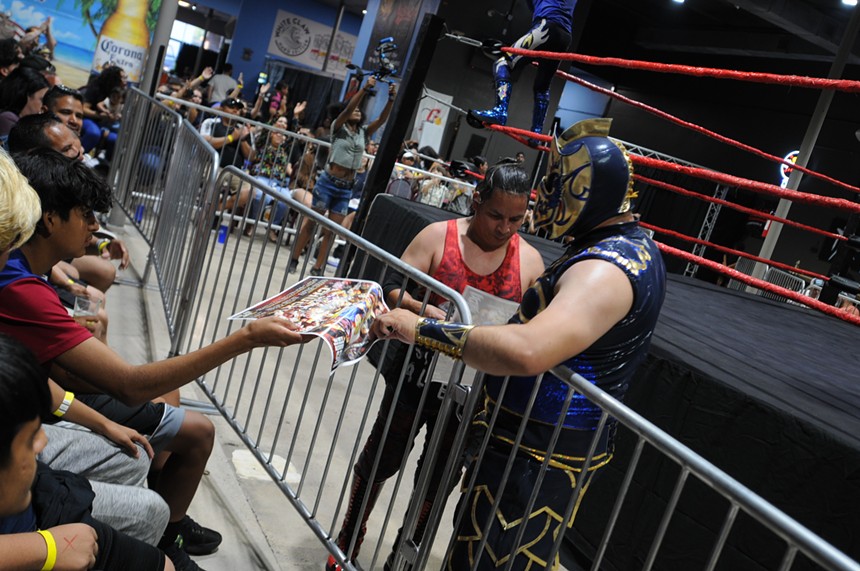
[267,9,357,79]
[0,0,157,87]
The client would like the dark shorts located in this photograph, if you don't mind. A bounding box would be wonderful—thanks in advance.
[90,517,166,571]
[77,395,185,455]
[312,170,352,216]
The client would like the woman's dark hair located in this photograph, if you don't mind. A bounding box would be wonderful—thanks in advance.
[418,145,438,170]
[475,159,530,202]
[0,334,51,467]
[0,67,49,115]
[471,155,487,169]
[86,65,125,101]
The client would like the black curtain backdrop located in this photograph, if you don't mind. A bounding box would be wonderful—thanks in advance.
[263,59,344,131]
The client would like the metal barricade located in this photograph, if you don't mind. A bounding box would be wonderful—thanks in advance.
[108,88,182,243]
[727,257,757,290]
[430,366,860,571]
[760,268,807,303]
[176,168,474,570]
[156,93,475,219]
[145,121,219,348]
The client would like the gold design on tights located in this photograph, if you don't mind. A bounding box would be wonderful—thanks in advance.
[447,470,598,570]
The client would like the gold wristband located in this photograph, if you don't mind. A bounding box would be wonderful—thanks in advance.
[414,317,474,359]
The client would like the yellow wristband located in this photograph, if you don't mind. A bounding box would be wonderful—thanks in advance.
[53,391,75,417]
[97,238,110,253]
[36,530,57,571]
[198,75,205,81]
[67,278,74,285]
[226,135,234,144]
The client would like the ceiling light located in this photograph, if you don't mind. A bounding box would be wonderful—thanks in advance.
[672,0,685,3]
[362,9,367,14]
[178,0,191,7]
[843,0,858,6]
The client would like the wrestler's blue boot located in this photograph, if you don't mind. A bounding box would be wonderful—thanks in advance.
[528,89,551,147]
[468,59,512,128]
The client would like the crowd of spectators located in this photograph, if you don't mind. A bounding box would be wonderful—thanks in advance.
[152,63,523,276]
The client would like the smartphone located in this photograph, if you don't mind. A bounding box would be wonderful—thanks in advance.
[257,72,268,85]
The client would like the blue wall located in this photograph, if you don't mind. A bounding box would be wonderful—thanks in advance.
[228,0,363,99]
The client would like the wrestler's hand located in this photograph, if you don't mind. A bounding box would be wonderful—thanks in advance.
[242,315,307,348]
[372,308,418,344]
[99,421,154,459]
[48,523,98,571]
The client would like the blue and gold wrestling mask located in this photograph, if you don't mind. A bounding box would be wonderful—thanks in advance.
[534,118,635,239]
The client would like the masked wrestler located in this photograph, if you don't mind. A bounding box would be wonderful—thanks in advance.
[373,118,667,570]
[468,0,577,144]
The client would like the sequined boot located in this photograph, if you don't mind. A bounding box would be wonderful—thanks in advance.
[468,59,512,128]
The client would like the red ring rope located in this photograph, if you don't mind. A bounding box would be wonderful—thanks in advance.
[554,69,860,196]
[641,222,828,281]
[655,242,860,326]
[503,47,860,93]
[635,175,847,243]
[631,155,860,214]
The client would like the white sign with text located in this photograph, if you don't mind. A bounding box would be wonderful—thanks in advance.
[267,10,357,79]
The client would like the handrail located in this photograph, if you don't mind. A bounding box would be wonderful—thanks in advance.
[551,365,860,571]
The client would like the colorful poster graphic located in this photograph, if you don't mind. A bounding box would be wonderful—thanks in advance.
[267,9,357,80]
[0,0,156,88]
[230,277,389,370]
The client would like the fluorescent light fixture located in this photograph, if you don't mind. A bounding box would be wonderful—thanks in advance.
[672,0,685,3]
[843,0,858,6]
[178,0,191,7]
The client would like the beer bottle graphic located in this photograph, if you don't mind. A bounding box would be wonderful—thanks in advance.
[91,0,150,84]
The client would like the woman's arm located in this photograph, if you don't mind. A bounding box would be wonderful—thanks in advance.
[366,83,396,138]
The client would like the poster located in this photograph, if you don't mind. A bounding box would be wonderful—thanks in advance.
[230,277,389,370]
[267,9,357,80]
[0,0,157,88]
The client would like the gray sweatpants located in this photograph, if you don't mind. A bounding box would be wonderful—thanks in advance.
[40,423,170,545]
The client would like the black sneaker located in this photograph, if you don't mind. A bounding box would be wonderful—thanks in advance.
[162,535,206,571]
[177,515,222,556]
[289,259,299,274]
